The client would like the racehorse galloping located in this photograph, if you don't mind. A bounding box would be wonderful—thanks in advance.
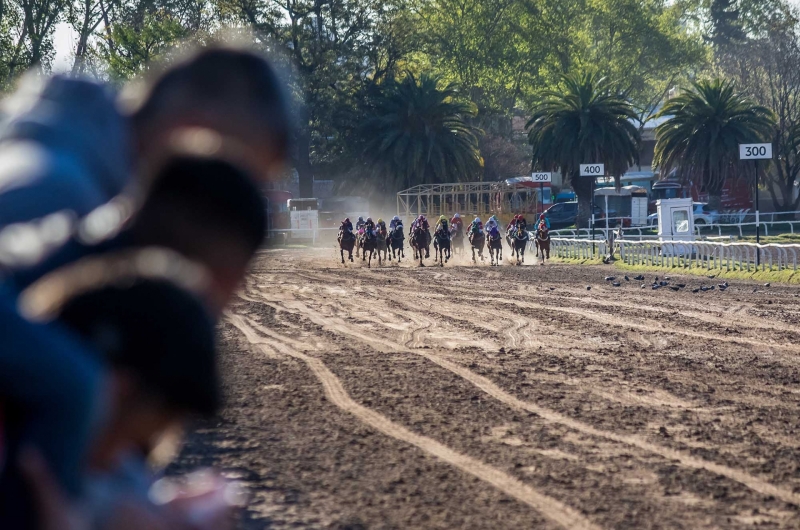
[433,226,451,266]
[389,224,405,262]
[338,228,356,264]
[361,229,378,267]
[410,225,428,266]
[535,224,550,265]
[486,226,503,266]
[469,230,485,263]
[376,224,389,265]
[450,223,464,257]
[511,227,530,265]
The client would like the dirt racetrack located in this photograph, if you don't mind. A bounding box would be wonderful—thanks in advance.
[172,247,800,529]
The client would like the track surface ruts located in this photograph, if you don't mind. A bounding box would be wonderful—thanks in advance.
[172,248,800,529]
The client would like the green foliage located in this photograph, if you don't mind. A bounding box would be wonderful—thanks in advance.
[358,73,483,194]
[99,10,188,81]
[526,71,640,226]
[653,78,775,207]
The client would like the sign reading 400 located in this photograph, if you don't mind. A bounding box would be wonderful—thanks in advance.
[580,164,604,177]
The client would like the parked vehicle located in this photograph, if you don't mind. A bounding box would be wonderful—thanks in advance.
[649,177,752,214]
[544,201,604,229]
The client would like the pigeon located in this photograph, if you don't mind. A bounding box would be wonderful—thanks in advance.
[634,275,645,281]
[641,284,646,289]
[709,285,716,291]
[665,276,672,281]
[605,276,616,281]
[624,276,630,281]
[700,286,709,292]
[586,286,591,291]
[692,288,701,293]
[652,284,661,290]
[612,281,621,287]
[752,288,758,293]
[659,281,669,286]
[549,287,555,291]
[718,285,727,292]
[669,285,680,291]
[718,283,728,289]
[720,281,729,288]
[654,276,659,282]
[764,283,771,287]
[676,283,686,288]
[707,274,716,279]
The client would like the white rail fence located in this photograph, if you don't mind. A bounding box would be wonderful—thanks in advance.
[550,236,800,272]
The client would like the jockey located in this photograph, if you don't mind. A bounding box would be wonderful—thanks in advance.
[450,213,463,232]
[469,217,483,235]
[485,215,500,234]
[340,217,353,233]
[537,213,550,230]
[364,216,376,237]
[356,216,366,231]
[389,215,401,231]
[506,214,520,233]
[376,218,387,235]
[435,215,449,235]
[516,214,528,232]
[487,224,501,239]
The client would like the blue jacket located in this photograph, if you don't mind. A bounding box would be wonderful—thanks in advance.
[0,75,130,229]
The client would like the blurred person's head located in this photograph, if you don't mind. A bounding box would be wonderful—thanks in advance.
[128,156,266,312]
[127,45,291,184]
[54,279,218,471]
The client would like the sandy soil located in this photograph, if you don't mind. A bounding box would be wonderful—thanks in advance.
[171,247,800,529]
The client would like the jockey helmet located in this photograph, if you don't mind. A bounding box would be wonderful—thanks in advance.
[439,215,447,222]
[377,218,383,224]
[393,215,400,221]
[454,213,460,218]
[366,217,373,223]
[540,213,545,219]
[344,217,350,223]
[358,216,364,222]
[473,217,482,224]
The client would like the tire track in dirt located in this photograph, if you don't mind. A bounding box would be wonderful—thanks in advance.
[273,270,800,358]
[240,290,800,507]
[227,314,601,530]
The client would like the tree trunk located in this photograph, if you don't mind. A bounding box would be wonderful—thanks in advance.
[706,182,723,212]
[296,129,314,198]
[572,170,592,228]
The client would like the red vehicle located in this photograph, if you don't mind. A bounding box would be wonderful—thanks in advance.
[649,177,752,213]
[265,189,292,234]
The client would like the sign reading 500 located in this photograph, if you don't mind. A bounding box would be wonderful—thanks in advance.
[580,164,604,177]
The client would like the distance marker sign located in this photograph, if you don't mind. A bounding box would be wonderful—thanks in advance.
[739,143,773,160]
[531,172,552,183]
[580,164,604,176]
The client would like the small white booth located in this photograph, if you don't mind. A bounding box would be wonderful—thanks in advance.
[657,198,694,256]
[594,185,649,227]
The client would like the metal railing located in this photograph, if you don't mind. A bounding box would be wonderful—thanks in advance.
[616,240,800,272]
[550,237,608,260]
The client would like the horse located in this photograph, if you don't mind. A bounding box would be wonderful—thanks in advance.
[450,224,465,257]
[389,224,405,262]
[338,229,356,264]
[376,226,389,264]
[535,225,550,265]
[486,227,503,266]
[469,230,485,263]
[410,225,429,266]
[355,227,365,257]
[511,228,529,265]
[433,227,451,266]
[360,229,378,267]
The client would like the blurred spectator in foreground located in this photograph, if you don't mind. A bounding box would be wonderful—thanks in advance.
[0,44,291,529]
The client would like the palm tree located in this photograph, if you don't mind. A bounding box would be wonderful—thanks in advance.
[359,73,483,194]
[526,72,640,228]
[653,79,775,211]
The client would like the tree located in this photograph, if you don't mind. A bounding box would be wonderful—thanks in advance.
[358,73,483,197]
[526,71,640,227]
[653,78,775,211]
